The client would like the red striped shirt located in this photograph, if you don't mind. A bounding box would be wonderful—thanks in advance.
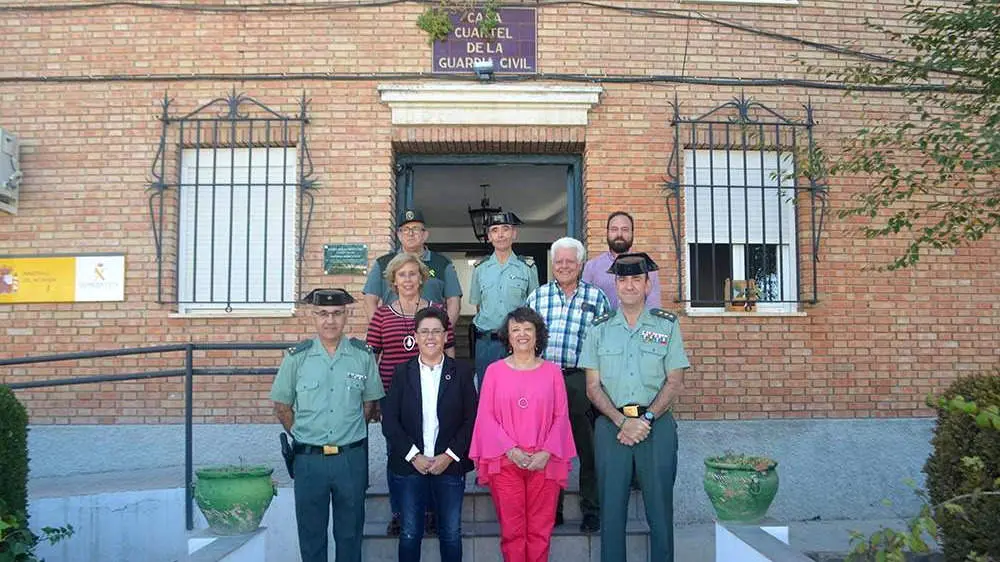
[365,302,455,391]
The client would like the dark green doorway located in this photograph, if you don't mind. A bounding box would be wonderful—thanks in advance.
[394,154,584,359]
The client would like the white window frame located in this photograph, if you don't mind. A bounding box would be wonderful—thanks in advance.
[683,149,798,314]
[177,147,298,316]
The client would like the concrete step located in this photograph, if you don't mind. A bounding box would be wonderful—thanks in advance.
[363,490,649,524]
[361,520,651,562]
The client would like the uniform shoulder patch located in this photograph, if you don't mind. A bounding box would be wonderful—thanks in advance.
[375,252,396,271]
[287,339,313,355]
[349,337,375,354]
[651,308,678,322]
[517,255,536,267]
[592,309,616,325]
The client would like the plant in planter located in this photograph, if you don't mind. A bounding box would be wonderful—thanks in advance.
[704,453,779,523]
[193,463,277,536]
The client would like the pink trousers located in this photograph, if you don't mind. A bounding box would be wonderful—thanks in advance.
[488,459,561,562]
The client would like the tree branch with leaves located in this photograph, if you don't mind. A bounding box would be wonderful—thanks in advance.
[829,0,999,270]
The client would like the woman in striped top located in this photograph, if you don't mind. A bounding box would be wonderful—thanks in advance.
[366,251,455,536]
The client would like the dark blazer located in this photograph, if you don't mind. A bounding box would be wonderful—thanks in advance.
[381,355,478,477]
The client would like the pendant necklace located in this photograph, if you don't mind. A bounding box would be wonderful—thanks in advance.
[398,299,423,351]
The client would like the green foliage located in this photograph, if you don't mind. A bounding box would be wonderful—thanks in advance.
[478,0,500,38]
[417,0,502,45]
[827,0,1000,270]
[0,500,74,562]
[847,485,937,562]
[416,3,454,44]
[924,373,1000,561]
[847,371,1000,562]
[0,388,28,518]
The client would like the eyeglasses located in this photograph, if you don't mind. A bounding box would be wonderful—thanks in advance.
[312,310,346,320]
[416,328,445,337]
[398,226,425,236]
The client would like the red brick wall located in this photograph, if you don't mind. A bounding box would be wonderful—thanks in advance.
[0,0,996,423]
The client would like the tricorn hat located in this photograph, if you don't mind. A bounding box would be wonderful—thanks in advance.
[484,211,524,227]
[607,252,659,277]
[301,288,356,306]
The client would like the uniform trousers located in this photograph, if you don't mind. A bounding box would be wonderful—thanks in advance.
[487,459,561,562]
[557,367,599,518]
[595,412,678,562]
[474,335,506,389]
[292,444,368,562]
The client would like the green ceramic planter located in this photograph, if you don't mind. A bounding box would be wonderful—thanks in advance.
[703,455,779,523]
[194,465,277,535]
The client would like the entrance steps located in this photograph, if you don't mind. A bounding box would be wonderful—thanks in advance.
[361,489,651,562]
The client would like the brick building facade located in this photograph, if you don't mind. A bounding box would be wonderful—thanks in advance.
[1,0,997,428]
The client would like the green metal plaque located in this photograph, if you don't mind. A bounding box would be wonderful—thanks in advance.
[323,244,368,275]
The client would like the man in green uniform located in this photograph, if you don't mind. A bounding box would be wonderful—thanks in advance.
[271,288,385,562]
[578,253,690,562]
[468,211,539,387]
[363,208,463,327]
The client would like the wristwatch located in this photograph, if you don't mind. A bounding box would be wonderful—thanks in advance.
[642,411,655,424]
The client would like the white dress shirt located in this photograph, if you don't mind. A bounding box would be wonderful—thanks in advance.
[404,356,461,463]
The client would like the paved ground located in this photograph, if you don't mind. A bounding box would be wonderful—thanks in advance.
[30,465,917,562]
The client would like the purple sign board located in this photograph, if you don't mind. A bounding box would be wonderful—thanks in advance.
[432,7,536,74]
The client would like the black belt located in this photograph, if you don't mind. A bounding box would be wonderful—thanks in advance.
[293,438,367,456]
[475,329,501,341]
[617,404,648,418]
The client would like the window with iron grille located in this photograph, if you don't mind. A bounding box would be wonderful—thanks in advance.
[665,94,827,311]
[147,90,315,313]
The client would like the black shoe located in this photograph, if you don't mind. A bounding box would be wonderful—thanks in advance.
[554,511,565,527]
[580,513,600,534]
[424,511,438,537]
[386,514,401,537]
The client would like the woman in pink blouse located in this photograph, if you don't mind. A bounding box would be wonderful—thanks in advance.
[469,306,576,562]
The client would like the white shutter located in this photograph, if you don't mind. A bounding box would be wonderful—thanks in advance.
[178,148,297,311]
[683,150,796,244]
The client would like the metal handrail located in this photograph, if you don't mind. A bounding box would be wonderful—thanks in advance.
[1,342,291,531]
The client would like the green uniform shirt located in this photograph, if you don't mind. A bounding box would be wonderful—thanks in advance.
[469,253,540,331]
[362,249,462,305]
[270,336,384,446]
[578,309,690,407]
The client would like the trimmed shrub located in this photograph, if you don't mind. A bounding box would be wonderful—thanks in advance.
[0,387,28,518]
[923,372,1000,562]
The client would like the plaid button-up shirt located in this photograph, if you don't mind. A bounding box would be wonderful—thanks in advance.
[526,280,611,369]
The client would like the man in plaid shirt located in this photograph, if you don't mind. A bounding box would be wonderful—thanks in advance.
[526,236,610,533]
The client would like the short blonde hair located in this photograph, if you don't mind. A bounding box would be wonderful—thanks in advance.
[384,252,430,291]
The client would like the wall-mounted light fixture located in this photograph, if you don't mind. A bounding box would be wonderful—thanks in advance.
[473,59,495,82]
[467,183,501,243]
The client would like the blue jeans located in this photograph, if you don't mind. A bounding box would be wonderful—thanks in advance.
[389,465,438,515]
[396,471,464,562]
[383,396,437,519]
[474,336,506,389]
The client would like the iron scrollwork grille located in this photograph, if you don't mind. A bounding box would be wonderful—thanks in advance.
[664,93,828,310]
[147,90,316,311]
